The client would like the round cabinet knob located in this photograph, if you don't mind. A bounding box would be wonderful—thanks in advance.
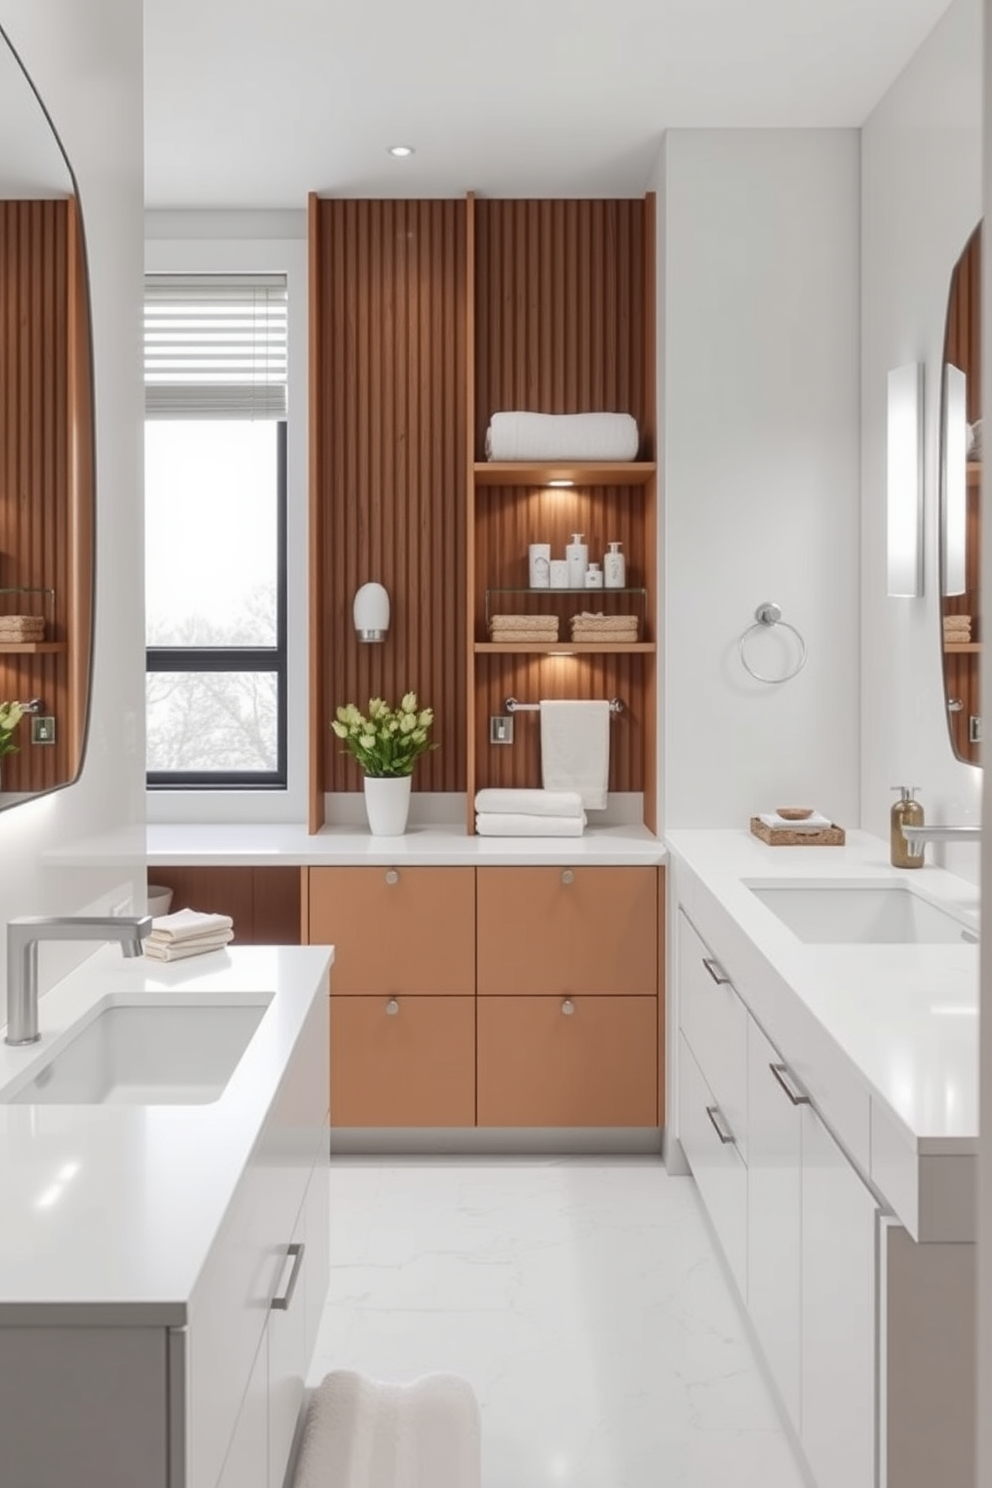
[385,869,399,885]
[386,998,400,1016]
[561,998,575,1016]
[561,870,575,886]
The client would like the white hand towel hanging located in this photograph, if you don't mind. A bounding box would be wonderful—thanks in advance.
[539,699,610,811]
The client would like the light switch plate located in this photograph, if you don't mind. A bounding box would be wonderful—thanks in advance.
[31,715,56,745]
[489,715,514,745]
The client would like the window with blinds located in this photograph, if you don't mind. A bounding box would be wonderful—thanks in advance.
[144,272,288,789]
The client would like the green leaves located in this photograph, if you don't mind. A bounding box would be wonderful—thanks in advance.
[330,692,438,777]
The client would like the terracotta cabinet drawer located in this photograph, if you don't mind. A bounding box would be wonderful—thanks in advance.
[309,866,474,994]
[330,995,476,1127]
[477,994,657,1127]
[477,865,658,996]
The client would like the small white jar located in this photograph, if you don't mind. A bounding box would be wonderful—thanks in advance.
[585,563,604,589]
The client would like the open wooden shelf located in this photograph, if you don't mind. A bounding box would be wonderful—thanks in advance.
[474,461,656,488]
[476,641,656,655]
[0,642,65,655]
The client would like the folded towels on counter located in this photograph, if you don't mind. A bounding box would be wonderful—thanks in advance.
[485,411,640,462]
[758,811,833,833]
[474,787,585,818]
[145,907,234,960]
[540,698,610,810]
[475,812,586,837]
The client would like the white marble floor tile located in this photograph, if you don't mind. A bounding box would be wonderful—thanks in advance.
[310,1157,808,1488]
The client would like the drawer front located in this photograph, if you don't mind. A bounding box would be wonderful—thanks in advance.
[678,1031,747,1299]
[309,866,474,994]
[477,866,658,997]
[677,909,748,1161]
[187,992,328,1488]
[477,994,657,1127]
[330,994,476,1127]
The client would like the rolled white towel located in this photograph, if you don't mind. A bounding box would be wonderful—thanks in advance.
[474,787,585,818]
[476,812,585,837]
[148,907,234,943]
[758,811,832,833]
[485,411,639,462]
[293,1371,481,1488]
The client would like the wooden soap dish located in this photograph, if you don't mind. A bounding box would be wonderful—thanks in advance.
[750,816,846,847]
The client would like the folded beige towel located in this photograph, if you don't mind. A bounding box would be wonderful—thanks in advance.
[148,907,234,944]
[569,611,639,627]
[475,812,585,836]
[488,614,558,631]
[489,631,560,643]
[145,930,234,962]
[944,613,972,626]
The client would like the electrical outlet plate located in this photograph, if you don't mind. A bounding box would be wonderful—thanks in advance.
[31,715,56,745]
[489,715,514,745]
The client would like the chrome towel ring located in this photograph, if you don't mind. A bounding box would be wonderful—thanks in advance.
[738,602,808,684]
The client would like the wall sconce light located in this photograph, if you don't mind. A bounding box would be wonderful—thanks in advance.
[941,363,967,597]
[353,581,390,642]
[886,362,924,597]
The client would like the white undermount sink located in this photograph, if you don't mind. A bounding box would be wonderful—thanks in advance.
[745,880,977,945]
[1,993,273,1105]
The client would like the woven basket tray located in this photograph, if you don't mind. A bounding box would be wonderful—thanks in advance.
[749,816,846,847]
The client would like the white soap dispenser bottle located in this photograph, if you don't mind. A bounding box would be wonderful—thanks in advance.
[566,533,588,589]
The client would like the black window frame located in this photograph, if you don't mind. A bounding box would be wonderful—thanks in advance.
[145,419,288,790]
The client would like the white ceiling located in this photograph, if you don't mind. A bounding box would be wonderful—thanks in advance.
[143,0,953,208]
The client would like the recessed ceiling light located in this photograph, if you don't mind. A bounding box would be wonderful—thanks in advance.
[388,145,415,158]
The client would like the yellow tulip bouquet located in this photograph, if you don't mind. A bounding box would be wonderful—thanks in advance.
[331,692,437,777]
[0,700,26,759]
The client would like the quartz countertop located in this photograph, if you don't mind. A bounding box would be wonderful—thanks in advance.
[46,820,667,868]
[667,829,979,1157]
[0,943,332,1324]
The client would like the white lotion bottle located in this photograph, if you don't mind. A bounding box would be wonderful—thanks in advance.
[566,532,588,589]
[604,540,626,588]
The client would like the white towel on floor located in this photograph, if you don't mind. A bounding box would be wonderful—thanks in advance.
[145,930,234,962]
[293,1371,481,1488]
[474,787,585,818]
[476,812,586,837]
[485,411,639,461]
[148,907,234,943]
[758,811,833,832]
[540,699,610,810]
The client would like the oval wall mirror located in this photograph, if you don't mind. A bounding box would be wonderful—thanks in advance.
[0,23,94,809]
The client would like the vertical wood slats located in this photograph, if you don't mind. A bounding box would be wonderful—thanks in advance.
[312,199,467,796]
[0,200,75,794]
[474,199,648,459]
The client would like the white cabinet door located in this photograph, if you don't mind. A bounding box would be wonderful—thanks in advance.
[269,1200,309,1488]
[802,1106,877,1488]
[746,1017,802,1432]
[678,1031,747,1298]
[678,911,749,1160]
[217,1332,268,1488]
[303,1146,330,1366]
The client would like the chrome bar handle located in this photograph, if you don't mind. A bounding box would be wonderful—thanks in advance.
[702,957,730,985]
[271,1242,305,1311]
[705,1105,736,1144]
[770,1062,810,1106]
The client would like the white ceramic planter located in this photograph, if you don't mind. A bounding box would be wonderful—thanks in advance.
[363,775,412,836]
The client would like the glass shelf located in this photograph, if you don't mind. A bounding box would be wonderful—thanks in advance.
[486,586,647,597]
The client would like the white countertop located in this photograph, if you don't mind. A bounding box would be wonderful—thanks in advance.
[0,943,332,1324]
[47,820,667,868]
[667,830,979,1154]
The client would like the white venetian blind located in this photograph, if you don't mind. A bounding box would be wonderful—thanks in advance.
[144,273,288,419]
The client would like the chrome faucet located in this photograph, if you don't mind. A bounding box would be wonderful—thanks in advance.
[4,915,152,1047]
[901,823,981,861]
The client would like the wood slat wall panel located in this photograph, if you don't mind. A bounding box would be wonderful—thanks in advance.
[0,200,72,793]
[474,199,648,458]
[312,198,467,796]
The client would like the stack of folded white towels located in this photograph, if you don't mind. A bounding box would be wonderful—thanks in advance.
[488,613,559,644]
[0,614,45,644]
[475,787,586,837]
[569,611,639,643]
[944,613,973,645]
[145,907,235,962]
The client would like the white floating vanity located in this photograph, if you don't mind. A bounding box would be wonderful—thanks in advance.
[0,943,333,1488]
[667,829,977,1488]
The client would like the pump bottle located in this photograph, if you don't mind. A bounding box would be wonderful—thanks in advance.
[890,786,924,869]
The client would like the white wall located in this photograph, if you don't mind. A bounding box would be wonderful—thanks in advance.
[0,2,146,993]
[656,130,861,830]
[861,0,983,881]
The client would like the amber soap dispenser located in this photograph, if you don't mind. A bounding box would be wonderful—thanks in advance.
[890,786,924,868]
